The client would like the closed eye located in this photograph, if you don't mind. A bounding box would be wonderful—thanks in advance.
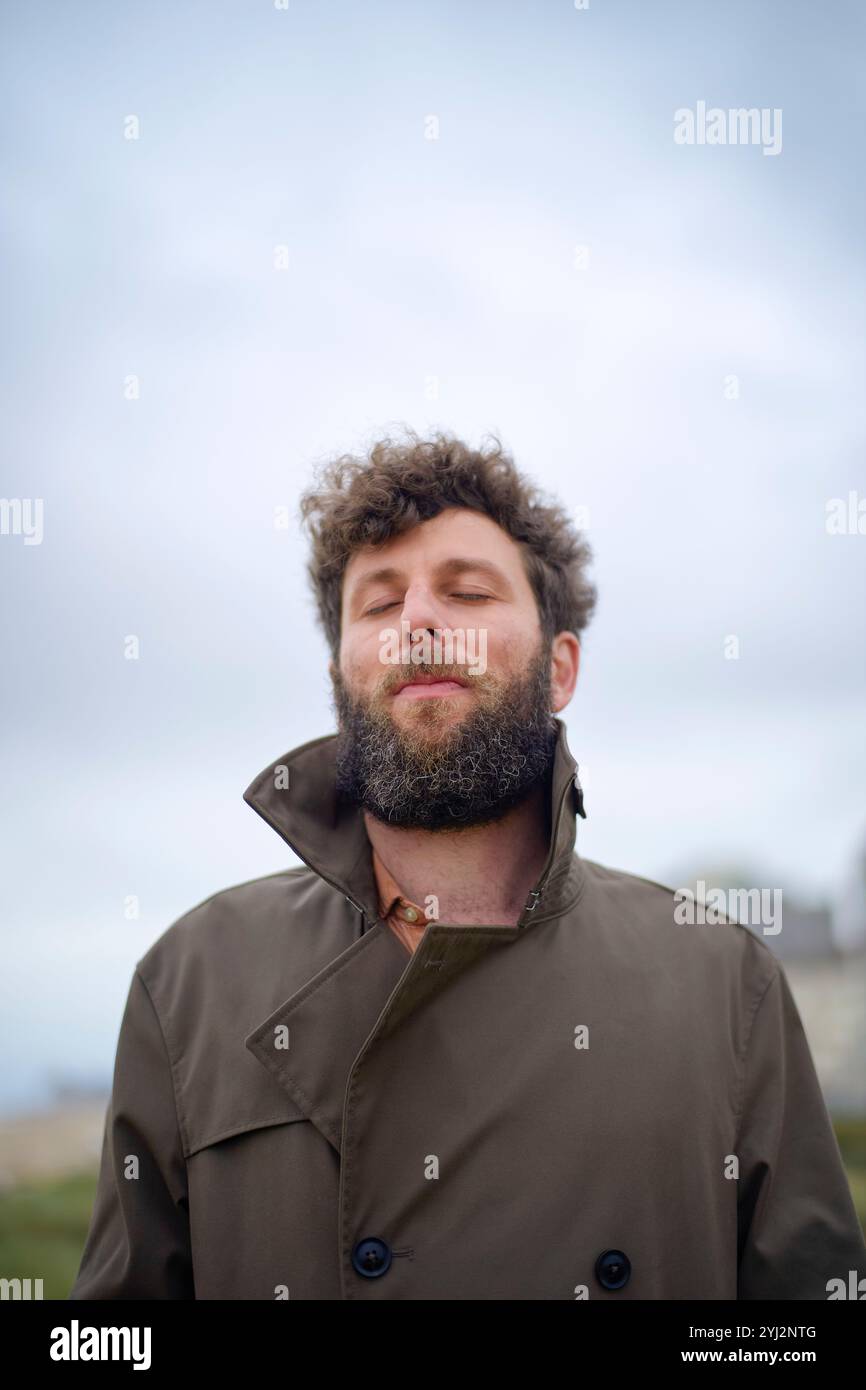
[366,593,492,616]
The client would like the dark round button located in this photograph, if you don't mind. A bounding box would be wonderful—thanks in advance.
[595,1249,631,1290]
[351,1237,392,1278]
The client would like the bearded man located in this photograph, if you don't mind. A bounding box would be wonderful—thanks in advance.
[70,430,866,1301]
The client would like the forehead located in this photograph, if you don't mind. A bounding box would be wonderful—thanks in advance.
[342,507,527,588]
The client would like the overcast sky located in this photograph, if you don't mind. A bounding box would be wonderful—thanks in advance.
[2,0,865,1111]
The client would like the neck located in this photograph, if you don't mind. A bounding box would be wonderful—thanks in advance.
[362,781,552,927]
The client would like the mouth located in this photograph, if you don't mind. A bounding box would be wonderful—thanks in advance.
[392,675,470,699]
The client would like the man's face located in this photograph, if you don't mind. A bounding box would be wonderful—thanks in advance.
[329,507,577,829]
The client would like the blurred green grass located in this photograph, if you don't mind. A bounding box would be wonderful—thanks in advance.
[834,1117,866,1237]
[0,1171,99,1299]
[2,1120,865,1299]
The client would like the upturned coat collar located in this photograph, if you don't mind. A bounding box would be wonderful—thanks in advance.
[242,715,587,931]
[242,717,587,1155]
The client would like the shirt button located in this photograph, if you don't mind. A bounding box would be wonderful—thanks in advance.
[351,1237,392,1278]
[594,1248,631,1290]
[402,906,419,922]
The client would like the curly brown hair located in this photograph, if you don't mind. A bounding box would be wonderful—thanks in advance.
[298,427,598,660]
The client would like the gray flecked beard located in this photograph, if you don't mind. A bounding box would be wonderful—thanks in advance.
[331,645,558,831]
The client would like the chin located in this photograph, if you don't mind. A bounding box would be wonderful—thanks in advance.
[391,706,467,739]
[393,698,468,725]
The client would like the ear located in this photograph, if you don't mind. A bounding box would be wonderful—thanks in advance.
[550,632,580,713]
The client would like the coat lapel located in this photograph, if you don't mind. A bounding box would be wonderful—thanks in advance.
[244,920,412,1152]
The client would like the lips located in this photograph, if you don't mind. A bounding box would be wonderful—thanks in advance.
[392,674,469,696]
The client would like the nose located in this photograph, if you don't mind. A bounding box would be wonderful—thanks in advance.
[399,582,444,640]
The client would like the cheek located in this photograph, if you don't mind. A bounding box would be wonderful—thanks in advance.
[482,619,538,672]
[336,636,358,685]
[341,635,385,689]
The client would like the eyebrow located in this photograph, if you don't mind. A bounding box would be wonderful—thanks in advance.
[348,557,513,612]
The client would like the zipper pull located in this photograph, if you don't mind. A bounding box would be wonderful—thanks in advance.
[573,768,587,819]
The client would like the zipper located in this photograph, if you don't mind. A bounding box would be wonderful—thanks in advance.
[519,765,581,925]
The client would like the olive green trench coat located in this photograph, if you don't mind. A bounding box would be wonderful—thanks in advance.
[69,720,866,1300]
